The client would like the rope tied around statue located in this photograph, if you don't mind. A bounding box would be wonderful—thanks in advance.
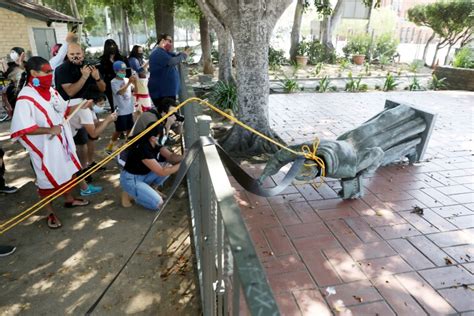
[0,97,326,235]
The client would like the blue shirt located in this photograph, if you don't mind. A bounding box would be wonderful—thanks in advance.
[148,47,187,99]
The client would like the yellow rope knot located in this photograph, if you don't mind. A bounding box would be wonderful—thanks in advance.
[300,138,326,188]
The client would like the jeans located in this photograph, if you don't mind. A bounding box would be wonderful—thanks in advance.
[120,170,168,210]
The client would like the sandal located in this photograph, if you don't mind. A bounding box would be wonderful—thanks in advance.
[47,213,62,229]
[64,199,90,208]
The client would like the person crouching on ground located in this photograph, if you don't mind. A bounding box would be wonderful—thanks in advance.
[10,57,89,229]
[105,61,137,154]
[120,123,182,211]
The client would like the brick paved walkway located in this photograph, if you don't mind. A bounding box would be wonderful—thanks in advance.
[232,91,474,315]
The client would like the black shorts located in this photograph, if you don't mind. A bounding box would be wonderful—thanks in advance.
[115,114,134,132]
[152,97,176,114]
[73,127,88,145]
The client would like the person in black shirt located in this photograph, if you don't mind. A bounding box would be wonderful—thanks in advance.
[98,39,129,112]
[120,123,182,210]
[54,43,106,101]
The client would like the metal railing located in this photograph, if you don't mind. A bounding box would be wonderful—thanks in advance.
[178,64,280,315]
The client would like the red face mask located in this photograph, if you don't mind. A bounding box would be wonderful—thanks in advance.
[164,43,172,52]
[29,73,53,101]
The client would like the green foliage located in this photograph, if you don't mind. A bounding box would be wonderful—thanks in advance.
[338,58,350,71]
[316,76,331,93]
[296,40,310,57]
[379,55,391,70]
[374,34,399,60]
[269,46,287,70]
[453,47,474,69]
[342,34,371,57]
[408,1,473,50]
[429,74,447,90]
[383,73,398,91]
[312,63,323,77]
[408,76,422,91]
[307,40,336,64]
[211,47,219,64]
[408,59,424,73]
[345,72,367,92]
[364,62,371,76]
[290,60,302,76]
[279,76,300,93]
[343,33,398,59]
[207,81,237,112]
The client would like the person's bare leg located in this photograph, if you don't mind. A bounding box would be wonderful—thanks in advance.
[87,139,96,166]
[76,144,88,170]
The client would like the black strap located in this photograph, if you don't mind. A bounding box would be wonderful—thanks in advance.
[85,137,302,315]
[215,143,305,196]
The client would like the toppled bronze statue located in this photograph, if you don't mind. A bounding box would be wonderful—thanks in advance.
[259,101,436,199]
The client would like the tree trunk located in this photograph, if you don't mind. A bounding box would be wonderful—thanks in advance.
[197,0,292,155]
[431,43,441,68]
[199,16,214,75]
[122,8,131,55]
[423,32,435,66]
[195,0,234,83]
[321,0,343,50]
[139,1,150,42]
[154,0,174,39]
[69,0,82,43]
[444,44,453,65]
[216,29,233,83]
[221,31,278,154]
[289,0,305,61]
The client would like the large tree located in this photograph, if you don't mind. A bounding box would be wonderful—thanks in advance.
[154,0,175,38]
[196,1,292,154]
[408,1,473,67]
[195,1,234,83]
[289,0,308,61]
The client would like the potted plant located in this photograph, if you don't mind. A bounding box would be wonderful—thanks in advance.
[352,52,366,65]
[342,34,370,66]
[295,40,309,66]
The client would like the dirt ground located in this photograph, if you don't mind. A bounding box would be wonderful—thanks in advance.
[0,117,201,315]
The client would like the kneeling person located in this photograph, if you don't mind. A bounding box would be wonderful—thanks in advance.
[120,124,182,211]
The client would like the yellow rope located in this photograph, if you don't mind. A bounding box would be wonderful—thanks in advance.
[0,97,325,234]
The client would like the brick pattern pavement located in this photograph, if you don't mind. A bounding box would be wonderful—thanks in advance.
[232,92,474,315]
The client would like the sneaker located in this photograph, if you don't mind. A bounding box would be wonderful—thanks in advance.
[105,144,114,155]
[80,184,103,196]
[0,245,16,257]
[0,185,18,194]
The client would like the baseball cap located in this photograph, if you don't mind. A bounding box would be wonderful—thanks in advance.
[113,60,127,72]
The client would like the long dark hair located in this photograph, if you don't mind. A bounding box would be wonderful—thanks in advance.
[100,39,123,62]
[129,45,143,59]
[10,47,25,56]
[18,56,49,89]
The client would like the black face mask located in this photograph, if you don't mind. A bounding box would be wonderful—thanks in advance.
[136,53,144,59]
[109,47,117,55]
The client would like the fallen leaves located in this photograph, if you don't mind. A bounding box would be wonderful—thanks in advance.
[411,206,424,215]
[444,257,454,265]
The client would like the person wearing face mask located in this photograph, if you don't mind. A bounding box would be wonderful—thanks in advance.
[49,32,78,86]
[148,33,192,108]
[129,45,152,114]
[2,47,26,117]
[119,123,182,210]
[105,61,137,154]
[11,57,90,229]
[54,43,106,101]
[98,39,129,113]
[128,45,149,77]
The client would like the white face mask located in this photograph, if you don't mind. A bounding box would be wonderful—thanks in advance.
[9,51,19,62]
